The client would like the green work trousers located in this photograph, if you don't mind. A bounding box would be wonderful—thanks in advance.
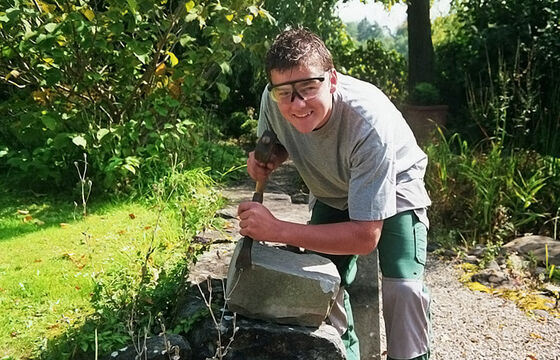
[310,201,430,360]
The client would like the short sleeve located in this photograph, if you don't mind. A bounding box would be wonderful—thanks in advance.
[348,131,397,221]
[257,87,271,137]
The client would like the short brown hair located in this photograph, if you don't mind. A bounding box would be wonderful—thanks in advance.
[265,27,334,79]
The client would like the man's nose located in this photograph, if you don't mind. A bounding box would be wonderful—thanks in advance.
[290,89,305,103]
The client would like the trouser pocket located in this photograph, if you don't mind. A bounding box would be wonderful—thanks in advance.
[414,220,427,265]
[378,210,426,280]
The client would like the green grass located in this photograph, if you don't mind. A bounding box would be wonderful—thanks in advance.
[0,187,192,359]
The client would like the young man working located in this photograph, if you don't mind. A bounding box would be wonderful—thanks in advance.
[237,27,431,360]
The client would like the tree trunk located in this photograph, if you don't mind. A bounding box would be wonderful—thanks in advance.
[407,0,435,91]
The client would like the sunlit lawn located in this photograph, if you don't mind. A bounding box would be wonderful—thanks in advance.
[0,188,181,359]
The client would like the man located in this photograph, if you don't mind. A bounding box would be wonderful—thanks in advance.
[237,27,431,360]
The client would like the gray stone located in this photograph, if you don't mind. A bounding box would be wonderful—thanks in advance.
[507,253,526,271]
[216,208,238,219]
[504,235,560,266]
[187,243,236,284]
[347,250,381,359]
[542,283,560,298]
[188,317,346,360]
[530,309,550,319]
[442,249,458,258]
[485,260,500,271]
[468,245,486,257]
[266,192,292,202]
[104,334,191,360]
[291,192,310,204]
[471,268,511,288]
[173,278,226,327]
[463,255,480,265]
[534,266,548,276]
[495,255,507,266]
[226,238,341,327]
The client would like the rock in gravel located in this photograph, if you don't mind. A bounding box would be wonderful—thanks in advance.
[504,235,560,265]
[468,245,486,257]
[485,260,500,271]
[463,254,480,265]
[507,253,526,271]
[471,268,511,288]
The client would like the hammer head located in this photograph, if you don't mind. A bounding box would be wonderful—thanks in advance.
[254,130,277,164]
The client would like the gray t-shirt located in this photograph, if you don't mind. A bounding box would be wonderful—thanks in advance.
[258,73,431,225]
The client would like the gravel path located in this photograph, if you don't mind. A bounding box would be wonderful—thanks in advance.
[425,257,560,360]
[221,162,560,360]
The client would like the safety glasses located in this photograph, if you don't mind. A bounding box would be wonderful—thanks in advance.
[267,74,328,104]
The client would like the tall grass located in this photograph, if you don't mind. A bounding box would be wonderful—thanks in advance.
[425,48,560,248]
[426,133,559,248]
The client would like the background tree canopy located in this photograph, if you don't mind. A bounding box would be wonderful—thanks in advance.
[0,0,274,191]
[0,0,558,193]
[434,0,560,155]
[0,0,406,194]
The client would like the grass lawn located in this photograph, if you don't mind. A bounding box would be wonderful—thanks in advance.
[0,187,187,359]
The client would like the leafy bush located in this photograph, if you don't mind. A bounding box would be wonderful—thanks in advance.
[429,12,560,247]
[337,39,407,102]
[426,128,560,249]
[407,82,442,106]
[0,0,272,192]
[434,0,560,155]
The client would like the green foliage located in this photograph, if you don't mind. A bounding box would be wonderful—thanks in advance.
[425,129,560,248]
[480,240,503,267]
[344,17,408,57]
[0,0,271,192]
[338,39,407,101]
[0,167,225,359]
[355,18,384,42]
[407,82,442,105]
[78,168,223,358]
[545,245,560,282]
[434,0,560,155]
[429,0,560,248]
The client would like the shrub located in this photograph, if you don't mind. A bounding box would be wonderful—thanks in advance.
[0,0,272,193]
[434,0,560,155]
[425,129,560,249]
[336,39,407,102]
[40,167,225,358]
[407,82,443,106]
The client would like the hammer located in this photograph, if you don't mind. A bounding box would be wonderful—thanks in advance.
[235,130,277,270]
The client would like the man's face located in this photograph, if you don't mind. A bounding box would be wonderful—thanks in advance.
[269,66,337,133]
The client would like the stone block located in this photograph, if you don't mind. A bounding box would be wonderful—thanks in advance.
[188,317,346,360]
[226,238,341,327]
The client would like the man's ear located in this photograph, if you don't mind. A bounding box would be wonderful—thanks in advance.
[329,69,338,94]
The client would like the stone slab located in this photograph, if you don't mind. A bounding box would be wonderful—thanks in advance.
[188,317,346,360]
[226,238,341,327]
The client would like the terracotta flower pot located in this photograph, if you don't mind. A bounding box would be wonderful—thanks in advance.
[402,104,448,146]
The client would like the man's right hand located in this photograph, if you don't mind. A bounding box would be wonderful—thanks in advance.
[247,145,288,182]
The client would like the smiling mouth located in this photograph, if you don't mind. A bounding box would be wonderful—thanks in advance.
[293,111,312,119]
